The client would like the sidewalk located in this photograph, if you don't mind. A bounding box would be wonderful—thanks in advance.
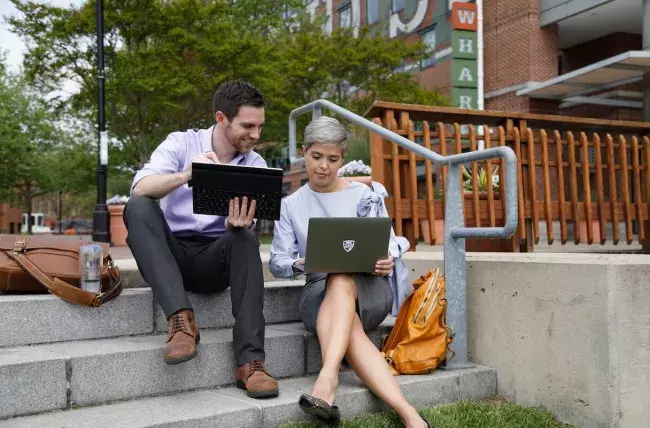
[108,241,643,260]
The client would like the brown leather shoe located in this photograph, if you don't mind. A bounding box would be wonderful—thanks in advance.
[236,361,279,398]
[164,309,200,365]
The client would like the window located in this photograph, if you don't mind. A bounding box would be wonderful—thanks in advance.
[392,0,405,12]
[339,4,352,28]
[420,27,436,69]
[367,0,379,24]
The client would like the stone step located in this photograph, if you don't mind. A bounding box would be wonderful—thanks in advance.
[0,251,442,348]
[0,365,496,428]
[0,320,394,419]
[0,281,303,348]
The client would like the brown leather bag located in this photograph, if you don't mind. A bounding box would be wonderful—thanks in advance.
[381,268,454,375]
[0,235,122,307]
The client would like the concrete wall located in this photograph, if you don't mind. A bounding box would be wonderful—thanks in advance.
[403,252,650,428]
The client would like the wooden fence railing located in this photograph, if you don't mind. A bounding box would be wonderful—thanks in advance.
[365,101,650,252]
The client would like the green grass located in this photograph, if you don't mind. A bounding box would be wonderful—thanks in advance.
[278,398,573,428]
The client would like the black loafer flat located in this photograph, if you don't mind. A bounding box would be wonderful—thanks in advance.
[298,394,341,422]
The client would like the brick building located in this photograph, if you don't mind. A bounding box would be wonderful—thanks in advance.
[0,194,65,234]
[484,0,649,121]
[0,201,22,234]
[304,0,649,119]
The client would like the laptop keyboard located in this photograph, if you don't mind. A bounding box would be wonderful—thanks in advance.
[193,188,280,220]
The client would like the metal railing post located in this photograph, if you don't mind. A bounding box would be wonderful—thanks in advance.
[444,165,468,365]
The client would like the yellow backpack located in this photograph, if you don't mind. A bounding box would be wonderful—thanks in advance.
[381,268,454,375]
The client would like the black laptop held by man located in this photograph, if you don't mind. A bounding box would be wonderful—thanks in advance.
[188,162,283,221]
[303,217,392,274]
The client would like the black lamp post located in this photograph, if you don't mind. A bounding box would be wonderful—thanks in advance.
[92,0,110,243]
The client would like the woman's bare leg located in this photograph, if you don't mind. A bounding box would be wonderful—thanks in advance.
[345,315,427,428]
[310,273,357,405]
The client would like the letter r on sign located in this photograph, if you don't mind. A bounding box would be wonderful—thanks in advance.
[459,96,472,109]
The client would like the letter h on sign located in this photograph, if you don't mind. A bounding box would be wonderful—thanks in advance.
[452,31,477,60]
[451,2,477,31]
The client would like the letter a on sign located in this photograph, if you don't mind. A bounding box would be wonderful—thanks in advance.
[451,2,477,31]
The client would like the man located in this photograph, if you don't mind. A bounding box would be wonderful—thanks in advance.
[124,81,278,398]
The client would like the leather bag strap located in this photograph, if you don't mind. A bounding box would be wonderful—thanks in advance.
[5,251,122,307]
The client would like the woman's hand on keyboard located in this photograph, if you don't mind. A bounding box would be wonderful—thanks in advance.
[226,196,256,229]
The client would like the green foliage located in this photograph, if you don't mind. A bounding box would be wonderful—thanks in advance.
[344,126,371,165]
[279,399,573,428]
[8,0,448,172]
[461,164,500,192]
[0,53,96,230]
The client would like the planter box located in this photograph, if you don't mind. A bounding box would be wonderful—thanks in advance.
[420,219,445,245]
[108,205,127,247]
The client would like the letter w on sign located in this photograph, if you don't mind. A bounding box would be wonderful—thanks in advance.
[458,10,475,24]
[451,2,478,31]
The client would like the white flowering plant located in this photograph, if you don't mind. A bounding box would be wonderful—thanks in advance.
[337,160,371,177]
[106,195,130,205]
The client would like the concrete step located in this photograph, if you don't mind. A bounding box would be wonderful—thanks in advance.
[0,365,496,428]
[0,281,303,348]
[0,252,443,348]
[0,319,394,419]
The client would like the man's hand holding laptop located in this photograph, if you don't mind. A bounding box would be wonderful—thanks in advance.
[226,196,256,229]
[189,151,257,229]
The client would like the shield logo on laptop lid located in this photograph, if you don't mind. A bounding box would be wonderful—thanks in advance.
[343,240,355,252]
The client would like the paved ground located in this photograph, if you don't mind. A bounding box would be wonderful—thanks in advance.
[108,241,643,260]
[43,234,644,259]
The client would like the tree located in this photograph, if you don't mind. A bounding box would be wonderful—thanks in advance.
[0,55,95,233]
[8,0,448,172]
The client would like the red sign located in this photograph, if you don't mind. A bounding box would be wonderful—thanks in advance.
[451,2,478,31]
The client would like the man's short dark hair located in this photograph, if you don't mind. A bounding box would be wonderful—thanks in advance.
[212,81,265,121]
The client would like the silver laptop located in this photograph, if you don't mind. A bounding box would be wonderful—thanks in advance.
[303,217,392,274]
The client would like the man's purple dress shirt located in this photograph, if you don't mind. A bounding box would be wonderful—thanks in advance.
[131,126,267,238]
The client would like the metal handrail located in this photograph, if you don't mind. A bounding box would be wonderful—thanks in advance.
[288,99,519,365]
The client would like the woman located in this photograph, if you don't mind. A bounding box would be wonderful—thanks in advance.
[270,116,430,428]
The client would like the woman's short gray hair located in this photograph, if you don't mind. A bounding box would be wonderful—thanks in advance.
[304,116,348,153]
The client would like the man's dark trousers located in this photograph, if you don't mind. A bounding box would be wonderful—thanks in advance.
[123,195,265,366]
